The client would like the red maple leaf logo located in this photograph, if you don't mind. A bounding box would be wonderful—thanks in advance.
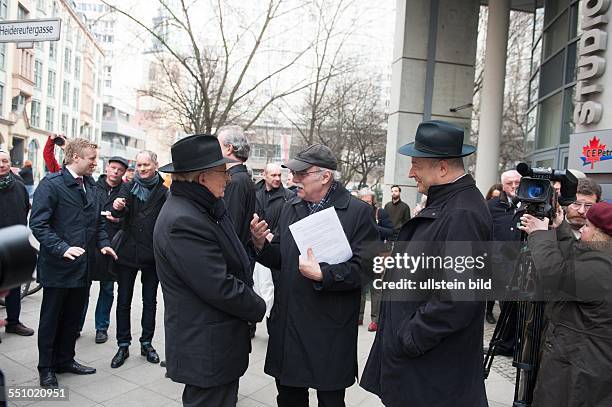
[582,137,607,169]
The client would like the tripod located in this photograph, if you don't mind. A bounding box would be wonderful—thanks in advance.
[483,235,546,407]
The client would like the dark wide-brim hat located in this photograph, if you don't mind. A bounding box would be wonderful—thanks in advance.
[398,120,476,158]
[282,143,337,171]
[159,134,237,173]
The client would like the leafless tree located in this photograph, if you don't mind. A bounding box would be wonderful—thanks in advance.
[103,0,318,134]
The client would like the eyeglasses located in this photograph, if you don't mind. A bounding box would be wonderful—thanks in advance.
[290,169,323,178]
[208,169,231,176]
[569,201,595,210]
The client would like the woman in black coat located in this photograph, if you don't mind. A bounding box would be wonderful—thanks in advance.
[109,150,168,368]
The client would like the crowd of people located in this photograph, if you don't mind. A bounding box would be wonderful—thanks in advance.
[0,119,610,407]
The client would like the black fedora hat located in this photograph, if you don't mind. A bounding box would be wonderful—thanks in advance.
[398,120,475,158]
[159,134,238,173]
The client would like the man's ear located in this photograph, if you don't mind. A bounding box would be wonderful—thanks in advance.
[198,172,207,186]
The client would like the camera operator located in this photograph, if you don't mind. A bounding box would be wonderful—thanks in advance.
[519,201,612,407]
[0,149,35,340]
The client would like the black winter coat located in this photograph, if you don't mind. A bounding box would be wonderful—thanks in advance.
[223,164,256,249]
[361,175,493,407]
[153,185,266,389]
[0,176,30,228]
[91,175,124,281]
[30,168,110,288]
[111,175,168,269]
[18,167,34,185]
[257,185,378,390]
[254,179,295,234]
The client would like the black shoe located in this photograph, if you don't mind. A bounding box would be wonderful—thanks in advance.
[160,360,166,368]
[95,330,108,344]
[6,322,35,336]
[55,361,96,375]
[141,344,160,364]
[485,313,497,324]
[111,346,129,368]
[39,369,58,387]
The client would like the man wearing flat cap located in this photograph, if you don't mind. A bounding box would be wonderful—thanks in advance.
[250,144,378,407]
[361,120,492,406]
[153,135,266,407]
[78,155,128,344]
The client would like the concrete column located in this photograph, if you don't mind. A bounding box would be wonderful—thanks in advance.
[383,0,480,207]
[474,0,510,194]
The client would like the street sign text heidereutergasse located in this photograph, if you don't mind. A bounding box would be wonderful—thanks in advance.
[0,18,61,43]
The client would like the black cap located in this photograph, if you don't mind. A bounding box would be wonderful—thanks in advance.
[159,134,238,173]
[398,120,475,158]
[282,144,337,171]
[108,156,129,169]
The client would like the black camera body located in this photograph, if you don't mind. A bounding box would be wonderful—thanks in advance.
[515,163,578,220]
[0,225,37,291]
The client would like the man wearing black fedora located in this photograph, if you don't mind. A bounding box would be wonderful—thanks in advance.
[153,134,266,407]
[361,120,493,406]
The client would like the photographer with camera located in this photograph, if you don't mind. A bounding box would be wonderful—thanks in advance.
[0,149,35,340]
[519,201,612,407]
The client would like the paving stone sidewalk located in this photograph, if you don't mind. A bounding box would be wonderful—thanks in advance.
[0,283,514,406]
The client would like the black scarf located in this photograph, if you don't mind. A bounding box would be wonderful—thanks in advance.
[170,181,253,286]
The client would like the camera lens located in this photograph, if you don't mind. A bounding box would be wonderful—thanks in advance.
[527,185,544,198]
[54,137,65,146]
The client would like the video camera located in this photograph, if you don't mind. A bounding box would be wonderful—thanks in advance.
[515,162,578,220]
[0,225,37,291]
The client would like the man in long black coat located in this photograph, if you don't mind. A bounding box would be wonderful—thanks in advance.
[154,135,265,407]
[251,144,378,407]
[30,138,117,387]
[360,120,493,407]
[255,163,295,235]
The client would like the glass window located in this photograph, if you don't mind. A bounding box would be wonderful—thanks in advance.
[45,106,54,131]
[17,5,28,19]
[543,10,568,59]
[71,118,77,138]
[565,41,577,84]
[570,3,581,40]
[532,38,542,74]
[0,84,4,118]
[34,60,43,90]
[539,50,564,97]
[64,48,71,73]
[62,81,70,105]
[537,92,563,149]
[61,113,67,133]
[529,74,539,107]
[0,0,7,19]
[0,44,5,70]
[535,158,554,168]
[561,86,575,145]
[74,56,80,79]
[47,70,56,97]
[31,100,41,128]
[526,107,538,154]
[72,88,79,111]
[544,0,570,27]
[49,42,56,60]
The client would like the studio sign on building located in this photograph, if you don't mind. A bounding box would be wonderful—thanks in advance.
[574,0,609,125]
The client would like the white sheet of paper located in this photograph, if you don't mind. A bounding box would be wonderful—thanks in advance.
[288,207,353,265]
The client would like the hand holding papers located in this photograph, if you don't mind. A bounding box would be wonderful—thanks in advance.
[289,207,353,265]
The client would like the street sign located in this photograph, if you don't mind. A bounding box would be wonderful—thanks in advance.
[0,18,61,43]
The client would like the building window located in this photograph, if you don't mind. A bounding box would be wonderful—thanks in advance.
[45,106,54,131]
[64,48,71,73]
[0,84,4,118]
[61,113,67,133]
[74,56,80,79]
[34,60,43,90]
[47,70,56,97]
[0,0,7,19]
[49,42,56,60]
[0,44,5,70]
[71,118,77,138]
[104,79,111,88]
[17,4,28,20]
[31,100,41,128]
[62,81,69,105]
[72,88,79,111]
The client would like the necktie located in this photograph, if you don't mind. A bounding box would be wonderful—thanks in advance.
[75,176,86,202]
[75,177,83,188]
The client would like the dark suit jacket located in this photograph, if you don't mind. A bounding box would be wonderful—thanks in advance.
[30,168,109,288]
